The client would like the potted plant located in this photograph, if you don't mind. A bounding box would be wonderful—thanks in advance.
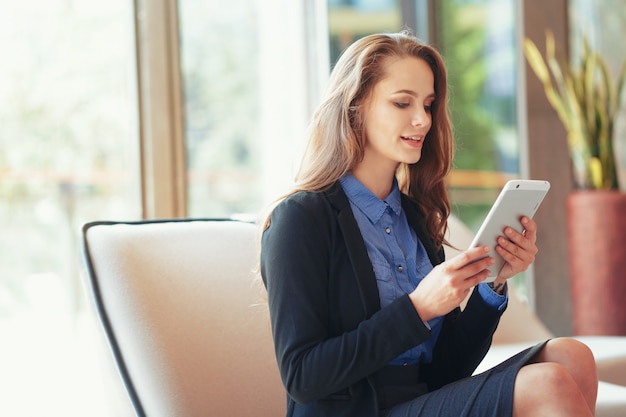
[524,31,626,335]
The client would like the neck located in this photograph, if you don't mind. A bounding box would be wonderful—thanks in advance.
[351,163,397,200]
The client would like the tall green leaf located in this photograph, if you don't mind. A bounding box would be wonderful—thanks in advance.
[524,31,624,190]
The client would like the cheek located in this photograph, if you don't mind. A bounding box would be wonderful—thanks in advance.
[363,106,393,136]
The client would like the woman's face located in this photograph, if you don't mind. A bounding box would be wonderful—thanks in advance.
[359,56,435,175]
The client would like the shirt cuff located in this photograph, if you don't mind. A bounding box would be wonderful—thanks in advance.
[477,282,508,311]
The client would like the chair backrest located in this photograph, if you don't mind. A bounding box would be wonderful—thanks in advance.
[81,219,286,417]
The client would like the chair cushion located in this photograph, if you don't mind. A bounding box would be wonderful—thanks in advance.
[574,336,626,387]
[596,381,626,417]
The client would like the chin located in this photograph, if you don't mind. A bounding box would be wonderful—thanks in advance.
[403,154,422,165]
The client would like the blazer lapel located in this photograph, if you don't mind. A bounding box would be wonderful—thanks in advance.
[326,183,381,316]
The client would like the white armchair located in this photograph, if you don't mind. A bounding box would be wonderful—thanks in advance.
[81,219,285,417]
[81,217,626,417]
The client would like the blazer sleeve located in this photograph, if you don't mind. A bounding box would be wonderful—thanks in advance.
[424,287,505,389]
[260,195,432,404]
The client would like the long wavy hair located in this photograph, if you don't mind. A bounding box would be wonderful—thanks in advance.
[265,32,454,249]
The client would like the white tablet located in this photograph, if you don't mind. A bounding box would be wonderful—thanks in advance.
[469,179,550,282]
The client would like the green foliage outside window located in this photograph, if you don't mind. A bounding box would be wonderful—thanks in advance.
[437,0,500,173]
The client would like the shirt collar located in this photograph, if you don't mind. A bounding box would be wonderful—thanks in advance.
[339,174,402,223]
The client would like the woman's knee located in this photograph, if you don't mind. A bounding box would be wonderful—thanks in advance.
[514,362,591,416]
[536,338,597,380]
[540,338,595,364]
[517,362,579,393]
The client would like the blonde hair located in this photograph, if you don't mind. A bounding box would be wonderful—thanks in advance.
[266,32,454,248]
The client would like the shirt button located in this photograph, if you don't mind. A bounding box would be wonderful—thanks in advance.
[397,265,403,272]
[385,227,391,234]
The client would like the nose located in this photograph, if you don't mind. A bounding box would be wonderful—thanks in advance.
[411,107,430,127]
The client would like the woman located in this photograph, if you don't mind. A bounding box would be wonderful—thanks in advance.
[260,32,597,417]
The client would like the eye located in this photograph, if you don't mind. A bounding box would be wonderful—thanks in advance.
[394,102,410,109]
[424,104,433,112]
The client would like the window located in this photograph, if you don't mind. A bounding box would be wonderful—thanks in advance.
[0,2,139,415]
[328,0,402,62]
[179,0,262,217]
[433,0,521,230]
[180,0,327,219]
[1,2,327,412]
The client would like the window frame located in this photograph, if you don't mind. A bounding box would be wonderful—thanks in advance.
[134,0,187,219]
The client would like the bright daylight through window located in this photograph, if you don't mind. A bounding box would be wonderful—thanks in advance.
[0,1,139,416]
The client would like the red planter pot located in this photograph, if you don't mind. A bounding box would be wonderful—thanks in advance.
[567,190,626,335]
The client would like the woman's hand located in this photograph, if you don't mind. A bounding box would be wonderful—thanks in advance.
[493,216,538,285]
[408,246,494,322]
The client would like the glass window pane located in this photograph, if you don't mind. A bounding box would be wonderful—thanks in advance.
[0,1,139,415]
[328,0,402,63]
[179,1,261,218]
[180,0,316,219]
[434,0,519,230]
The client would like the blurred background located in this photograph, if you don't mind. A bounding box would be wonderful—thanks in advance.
[0,0,624,415]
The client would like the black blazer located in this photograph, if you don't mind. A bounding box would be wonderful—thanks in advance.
[260,182,504,417]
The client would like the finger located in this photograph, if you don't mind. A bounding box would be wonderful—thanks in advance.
[496,243,523,264]
[451,245,491,269]
[496,239,536,270]
[459,254,495,282]
[503,228,538,256]
[465,267,492,287]
[502,218,536,248]
[498,236,536,261]
[503,226,536,253]
[520,216,537,241]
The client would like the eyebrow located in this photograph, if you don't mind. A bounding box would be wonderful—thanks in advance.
[391,89,436,99]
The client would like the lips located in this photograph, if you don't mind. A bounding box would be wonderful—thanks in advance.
[401,135,424,142]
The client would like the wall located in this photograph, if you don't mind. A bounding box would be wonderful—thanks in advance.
[522,0,573,335]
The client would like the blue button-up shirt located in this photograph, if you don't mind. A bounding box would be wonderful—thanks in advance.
[340,174,506,365]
